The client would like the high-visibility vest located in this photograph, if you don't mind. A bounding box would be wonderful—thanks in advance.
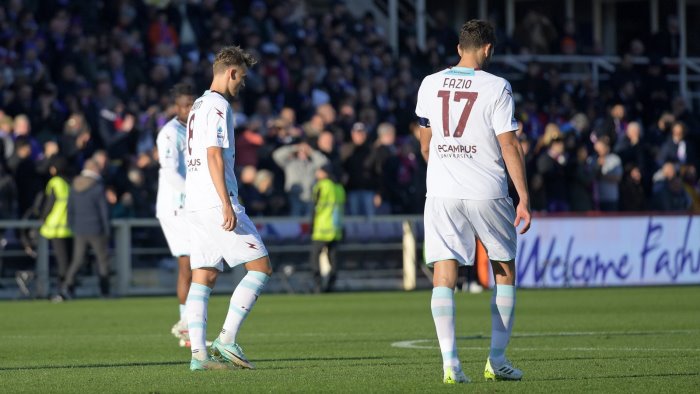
[39,176,72,239]
[311,179,345,242]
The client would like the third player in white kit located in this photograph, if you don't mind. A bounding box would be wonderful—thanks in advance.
[416,20,532,384]
[156,83,194,345]
[184,46,272,371]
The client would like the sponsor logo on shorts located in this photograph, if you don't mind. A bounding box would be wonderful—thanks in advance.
[245,242,258,250]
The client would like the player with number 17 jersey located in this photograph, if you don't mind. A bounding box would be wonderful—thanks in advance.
[415,67,518,200]
[185,90,238,211]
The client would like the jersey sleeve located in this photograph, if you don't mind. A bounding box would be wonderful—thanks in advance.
[157,125,186,193]
[156,127,179,170]
[204,105,230,149]
[415,78,431,127]
[492,80,518,135]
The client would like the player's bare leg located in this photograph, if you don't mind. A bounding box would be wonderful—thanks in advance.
[177,256,193,305]
[172,256,192,344]
[432,260,469,383]
[485,259,522,380]
[212,256,272,369]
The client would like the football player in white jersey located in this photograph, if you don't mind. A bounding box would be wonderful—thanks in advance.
[184,46,272,371]
[156,83,195,346]
[415,20,531,384]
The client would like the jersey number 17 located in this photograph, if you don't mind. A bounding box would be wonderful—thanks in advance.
[437,90,478,138]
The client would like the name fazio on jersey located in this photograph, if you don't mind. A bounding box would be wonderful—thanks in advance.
[416,67,518,200]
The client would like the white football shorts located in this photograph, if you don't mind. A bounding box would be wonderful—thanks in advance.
[187,203,269,271]
[158,215,190,257]
[424,196,516,267]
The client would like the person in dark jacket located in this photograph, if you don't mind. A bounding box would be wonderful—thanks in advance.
[59,159,111,299]
[340,122,378,217]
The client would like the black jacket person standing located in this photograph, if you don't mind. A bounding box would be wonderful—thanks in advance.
[60,159,111,298]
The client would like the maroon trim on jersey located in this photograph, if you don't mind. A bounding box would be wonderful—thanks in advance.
[209,89,227,100]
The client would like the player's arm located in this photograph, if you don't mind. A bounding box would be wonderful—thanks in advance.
[498,131,531,234]
[419,123,432,162]
[494,82,531,234]
[207,147,235,231]
[156,129,185,193]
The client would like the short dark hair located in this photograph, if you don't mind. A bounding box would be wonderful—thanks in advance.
[459,20,495,50]
[171,83,194,98]
[49,155,68,176]
[213,46,257,74]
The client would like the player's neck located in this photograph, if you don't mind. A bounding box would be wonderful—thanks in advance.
[455,58,482,70]
[209,79,231,100]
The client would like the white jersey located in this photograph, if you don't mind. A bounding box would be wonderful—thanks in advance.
[156,117,187,218]
[185,90,238,212]
[415,67,518,200]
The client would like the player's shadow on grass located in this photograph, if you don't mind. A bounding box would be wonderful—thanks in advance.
[0,356,387,371]
[0,361,185,371]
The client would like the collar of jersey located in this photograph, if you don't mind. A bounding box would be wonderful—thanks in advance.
[446,67,476,76]
[205,89,227,100]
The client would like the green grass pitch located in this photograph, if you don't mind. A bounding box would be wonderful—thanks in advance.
[1,287,699,393]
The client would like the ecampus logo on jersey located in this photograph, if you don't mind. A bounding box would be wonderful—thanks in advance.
[437,144,477,159]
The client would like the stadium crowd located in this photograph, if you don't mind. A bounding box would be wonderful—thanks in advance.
[0,0,699,223]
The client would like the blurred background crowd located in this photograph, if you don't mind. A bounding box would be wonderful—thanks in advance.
[0,0,699,223]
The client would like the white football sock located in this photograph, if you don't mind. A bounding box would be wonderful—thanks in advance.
[219,271,269,344]
[431,286,461,369]
[489,284,516,366]
[186,283,212,361]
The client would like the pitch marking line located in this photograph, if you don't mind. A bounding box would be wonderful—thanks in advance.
[392,329,700,351]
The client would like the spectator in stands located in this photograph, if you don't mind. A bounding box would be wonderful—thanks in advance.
[341,122,377,217]
[593,136,623,211]
[7,137,42,217]
[12,114,41,159]
[567,145,595,211]
[273,141,328,216]
[0,160,17,220]
[536,135,569,211]
[60,159,111,300]
[657,121,697,167]
[619,165,648,211]
[646,112,675,153]
[235,120,265,170]
[0,114,14,162]
[372,122,399,214]
[238,165,267,217]
[125,166,153,217]
[315,130,342,180]
[254,169,286,216]
[594,103,627,147]
[679,164,700,213]
[60,113,94,169]
[534,123,563,156]
[614,121,654,190]
[652,163,693,211]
